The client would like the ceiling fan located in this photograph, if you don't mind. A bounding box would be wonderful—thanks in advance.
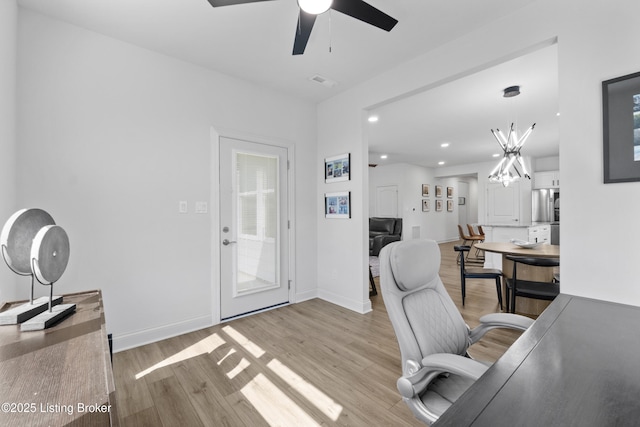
[205,0,398,55]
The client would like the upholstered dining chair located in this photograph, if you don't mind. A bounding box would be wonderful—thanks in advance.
[379,240,534,425]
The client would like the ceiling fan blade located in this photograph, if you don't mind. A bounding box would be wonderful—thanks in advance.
[331,0,398,31]
[292,11,317,55]
[205,0,273,7]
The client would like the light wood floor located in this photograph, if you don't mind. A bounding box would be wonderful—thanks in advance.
[113,240,525,426]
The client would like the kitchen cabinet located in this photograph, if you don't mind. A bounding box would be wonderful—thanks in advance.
[528,224,550,243]
[534,170,560,188]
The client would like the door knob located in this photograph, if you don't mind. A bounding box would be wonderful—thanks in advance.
[222,239,236,246]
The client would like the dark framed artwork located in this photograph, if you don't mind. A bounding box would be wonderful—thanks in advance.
[447,187,453,198]
[435,199,443,212]
[435,185,443,198]
[421,184,430,197]
[325,153,350,183]
[325,191,351,218]
[458,197,466,205]
[422,199,430,212]
[603,71,640,183]
[447,200,454,212]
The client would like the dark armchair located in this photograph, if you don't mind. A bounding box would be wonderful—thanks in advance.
[369,217,402,256]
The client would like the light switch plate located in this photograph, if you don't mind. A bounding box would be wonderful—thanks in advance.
[195,201,208,214]
[179,201,188,214]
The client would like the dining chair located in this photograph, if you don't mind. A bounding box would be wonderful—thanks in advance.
[379,239,533,425]
[505,255,560,313]
[454,245,503,310]
[457,225,483,263]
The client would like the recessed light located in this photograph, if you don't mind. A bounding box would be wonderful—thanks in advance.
[556,112,561,116]
[380,154,388,159]
[441,142,450,148]
[368,116,379,123]
[438,161,445,165]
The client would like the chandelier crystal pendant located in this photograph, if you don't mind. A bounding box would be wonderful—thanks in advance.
[488,86,535,187]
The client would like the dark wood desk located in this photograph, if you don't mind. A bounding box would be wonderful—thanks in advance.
[433,294,640,427]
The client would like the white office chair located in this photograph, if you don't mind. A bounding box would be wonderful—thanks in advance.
[379,239,534,425]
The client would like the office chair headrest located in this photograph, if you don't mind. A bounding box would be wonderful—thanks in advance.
[387,240,441,291]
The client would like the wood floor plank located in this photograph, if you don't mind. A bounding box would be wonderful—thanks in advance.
[113,240,525,426]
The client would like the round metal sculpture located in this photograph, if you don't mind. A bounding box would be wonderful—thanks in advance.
[31,225,70,285]
[0,208,56,275]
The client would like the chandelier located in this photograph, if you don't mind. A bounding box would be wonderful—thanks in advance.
[488,86,535,187]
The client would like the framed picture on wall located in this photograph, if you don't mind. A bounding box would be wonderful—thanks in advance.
[602,71,640,183]
[325,191,351,218]
[435,199,443,212]
[325,153,350,183]
[447,200,454,212]
[422,184,430,197]
[447,187,454,198]
[422,199,430,212]
[458,197,466,205]
[435,185,443,198]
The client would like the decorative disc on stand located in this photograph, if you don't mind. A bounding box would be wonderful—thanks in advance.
[0,209,63,325]
[1,208,55,275]
[21,224,75,331]
[31,225,70,285]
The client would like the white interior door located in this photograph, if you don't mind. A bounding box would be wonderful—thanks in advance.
[219,137,289,320]
[376,185,398,217]
[486,181,520,224]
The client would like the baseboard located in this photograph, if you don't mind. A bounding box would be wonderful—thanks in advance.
[112,314,212,353]
[317,289,372,314]
[295,289,318,303]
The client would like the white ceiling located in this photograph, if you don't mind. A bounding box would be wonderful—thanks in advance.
[17,0,557,169]
[368,43,560,169]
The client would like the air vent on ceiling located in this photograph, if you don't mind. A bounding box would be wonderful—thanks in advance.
[309,74,337,88]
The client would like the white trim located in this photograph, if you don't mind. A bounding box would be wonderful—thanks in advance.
[112,315,212,353]
[317,289,372,314]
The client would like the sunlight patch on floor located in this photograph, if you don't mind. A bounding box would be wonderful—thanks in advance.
[267,359,343,421]
[222,325,265,358]
[135,333,226,379]
[241,373,322,427]
[226,357,251,379]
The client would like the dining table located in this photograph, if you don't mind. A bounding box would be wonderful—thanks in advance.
[474,241,559,316]
[433,294,640,427]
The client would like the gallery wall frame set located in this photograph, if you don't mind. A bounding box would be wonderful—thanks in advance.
[603,70,640,183]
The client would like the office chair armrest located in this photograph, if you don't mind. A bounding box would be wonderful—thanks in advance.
[468,313,534,344]
[397,354,488,399]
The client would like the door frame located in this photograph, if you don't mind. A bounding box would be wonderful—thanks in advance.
[210,126,296,325]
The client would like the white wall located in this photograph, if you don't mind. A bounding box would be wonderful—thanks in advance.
[16,9,317,351]
[318,0,640,309]
[0,0,18,300]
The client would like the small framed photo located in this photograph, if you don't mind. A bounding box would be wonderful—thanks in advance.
[325,153,350,183]
[435,199,443,212]
[325,191,351,218]
[421,184,430,197]
[458,197,466,205]
[435,185,443,198]
[602,71,640,183]
[422,199,430,212]
[447,187,454,198]
[447,200,454,212]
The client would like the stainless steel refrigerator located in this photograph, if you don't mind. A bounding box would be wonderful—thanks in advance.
[532,189,560,222]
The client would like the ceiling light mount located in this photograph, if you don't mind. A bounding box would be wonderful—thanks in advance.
[503,85,521,98]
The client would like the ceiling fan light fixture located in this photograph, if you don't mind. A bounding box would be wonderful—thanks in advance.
[297,0,332,15]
